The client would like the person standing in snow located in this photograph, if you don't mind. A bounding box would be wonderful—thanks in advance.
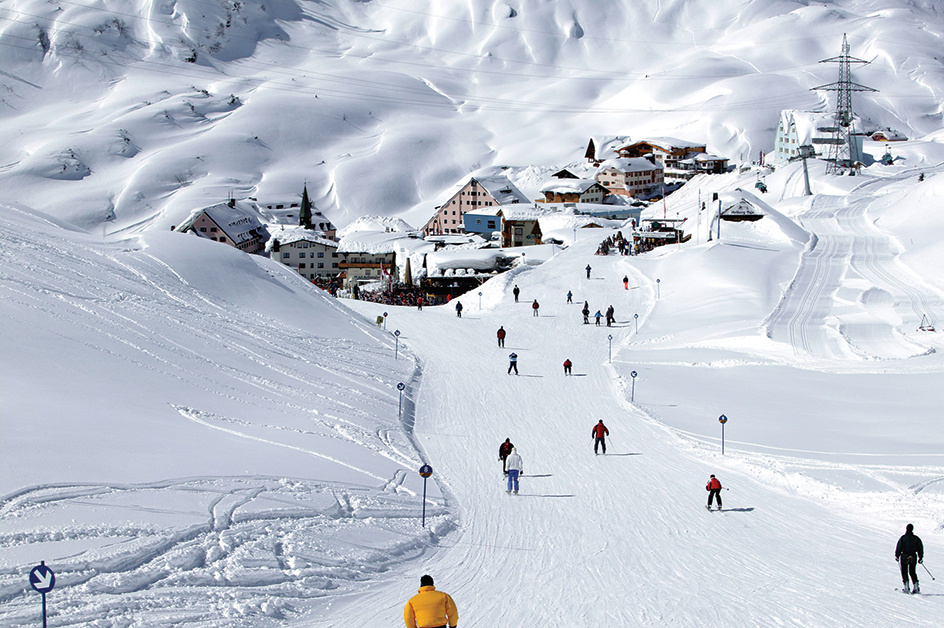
[594,310,603,326]
[505,447,523,494]
[513,285,520,303]
[507,352,518,375]
[532,299,540,316]
[623,275,629,290]
[404,575,458,628]
[896,523,924,593]
[416,296,424,311]
[455,301,463,317]
[563,359,572,376]
[567,290,573,304]
[582,302,590,325]
[592,419,609,454]
[605,305,615,327]
[497,326,506,348]
[498,438,514,475]
[585,264,592,279]
[706,474,723,510]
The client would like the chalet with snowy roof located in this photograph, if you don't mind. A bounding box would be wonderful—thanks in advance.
[497,208,543,247]
[539,179,609,204]
[268,227,340,281]
[336,230,418,290]
[673,153,730,179]
[595,158,664,198]
[721,198,764,222]
[871,128,907,141]
[423,175,530,236]
[254,185,338,240]
[585,136,632,166]
[615,138,716,180]
[175,200,269,254]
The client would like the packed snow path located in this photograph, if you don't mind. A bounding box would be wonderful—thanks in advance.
[766,194,941,361]
[340,237,939,628]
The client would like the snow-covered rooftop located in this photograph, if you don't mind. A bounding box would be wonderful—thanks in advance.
[598,157,664,173]
[539,178,604,194]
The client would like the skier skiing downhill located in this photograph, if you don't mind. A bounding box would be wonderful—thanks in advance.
[582,302,590,325]
[497,326,506,347]
[563,359,572,375]
[455,301,463,318]
[513,285,520,303]
[532,299,540,316]
[507,352,518,375]
[706,475,723,511]
[592,420,609,454]
[505,447,523,494]
[567,290,573,304]
[586,264,592,279]
[623,275,629,290]
[895,523,924,593]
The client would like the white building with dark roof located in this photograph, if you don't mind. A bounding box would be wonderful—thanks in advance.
[267,226,340,280]
[585,136,632,165]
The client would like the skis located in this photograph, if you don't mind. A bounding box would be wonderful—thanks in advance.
[705,505,723,512]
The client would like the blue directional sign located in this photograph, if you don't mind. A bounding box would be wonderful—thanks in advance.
[419,464,433,478]
[30,562,55,594]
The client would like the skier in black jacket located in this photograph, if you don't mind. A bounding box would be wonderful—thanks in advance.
[895,523,924,593]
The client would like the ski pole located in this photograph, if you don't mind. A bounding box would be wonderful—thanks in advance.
[921,562,935,580]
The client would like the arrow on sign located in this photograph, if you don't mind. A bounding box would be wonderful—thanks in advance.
[30,563,55,593]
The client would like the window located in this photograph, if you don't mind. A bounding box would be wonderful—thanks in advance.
[210,227,218,232]
[317,252,324,258]
[515,228,523,235]
[199,227,207,232]
[317,263,324,268]
[219,237,226,243]
[365,269,371,276]
[283,253,290,259]
[332,252,338,257]
[487,220,496,229]
[299,252,306,258]
[299,263,306,269]
[332,263,338,268]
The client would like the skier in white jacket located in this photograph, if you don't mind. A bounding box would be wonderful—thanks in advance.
[505,448,523,494]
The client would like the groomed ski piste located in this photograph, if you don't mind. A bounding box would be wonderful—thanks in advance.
[3,153,943,627]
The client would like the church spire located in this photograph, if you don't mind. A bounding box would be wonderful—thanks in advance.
[299,184,313,228]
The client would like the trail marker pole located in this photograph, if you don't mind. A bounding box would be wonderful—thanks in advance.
[608,334,613,363]
[634,313,638,333]
[630,370,637,402]
[29,561,55,628]
[719,414,728,455]
[478,291,482,309]
[656,278,661,299]
[394,330,401,359]
[419,464,433,527]
[383,312,388,331]
[397,382,405,417]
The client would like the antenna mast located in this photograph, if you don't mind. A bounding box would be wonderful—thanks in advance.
[812,34,876,174]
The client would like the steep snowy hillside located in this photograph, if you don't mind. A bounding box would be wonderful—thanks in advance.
[0,203,447,626]
[0,0,942,231]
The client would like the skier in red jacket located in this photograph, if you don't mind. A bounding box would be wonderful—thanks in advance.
[591,420,609,454]
[706,474,723,510]
[563,359,572,375]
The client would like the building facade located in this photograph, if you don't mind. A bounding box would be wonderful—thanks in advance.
[423,176,530,236]
[175,201,269,254]
[595,158,664,198]
[273,236,340,281]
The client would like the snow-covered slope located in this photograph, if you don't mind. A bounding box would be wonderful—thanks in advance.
[1,0,943,232]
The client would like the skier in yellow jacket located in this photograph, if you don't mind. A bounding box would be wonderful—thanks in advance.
[404,575,459,628]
